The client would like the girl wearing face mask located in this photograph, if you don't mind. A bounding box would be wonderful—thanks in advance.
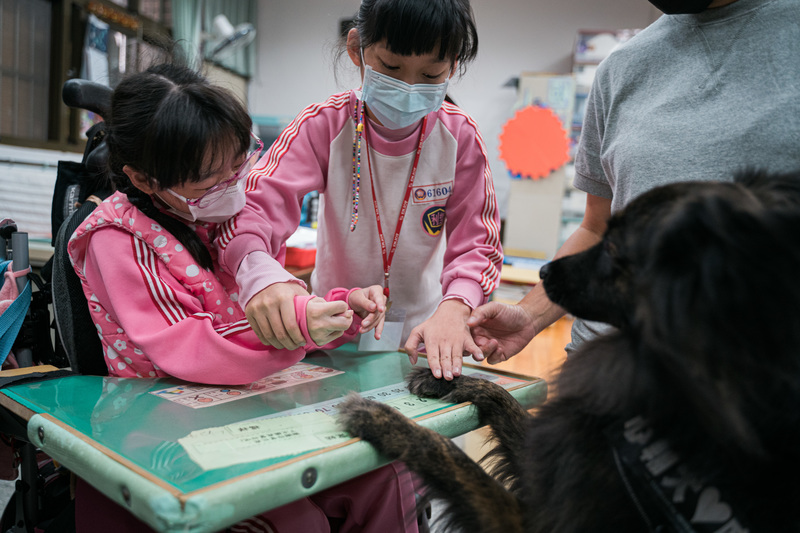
[218,0,502,383]
[67,63,424,533]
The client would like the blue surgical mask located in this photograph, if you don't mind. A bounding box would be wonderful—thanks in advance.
[361,65,450,130]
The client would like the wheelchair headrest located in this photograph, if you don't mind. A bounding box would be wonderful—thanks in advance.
[0,220,17,241]
[62,79,112,118]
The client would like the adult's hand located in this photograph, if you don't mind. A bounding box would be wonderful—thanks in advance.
[467,301,538,364]
[245,282,309,349]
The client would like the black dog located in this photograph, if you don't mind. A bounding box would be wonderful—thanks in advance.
[338,170,800,532]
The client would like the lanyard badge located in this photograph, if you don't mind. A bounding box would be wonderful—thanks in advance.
[357,114,428,352]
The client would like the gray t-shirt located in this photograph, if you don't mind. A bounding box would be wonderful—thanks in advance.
[569,0,800,351]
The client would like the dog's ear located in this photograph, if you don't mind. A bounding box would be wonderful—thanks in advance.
[634,190,800,454]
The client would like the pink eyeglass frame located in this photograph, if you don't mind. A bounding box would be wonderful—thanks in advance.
[186,133,264,207]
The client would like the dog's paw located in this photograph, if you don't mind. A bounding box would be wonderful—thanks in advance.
[407,367,459,397]
[337,393,417,458]
[407,367,485,405]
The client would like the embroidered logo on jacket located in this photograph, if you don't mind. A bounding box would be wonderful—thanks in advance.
[412,181,453,204]
[421,206,446,237]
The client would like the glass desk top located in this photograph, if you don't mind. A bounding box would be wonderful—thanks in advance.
[0,346,547,532]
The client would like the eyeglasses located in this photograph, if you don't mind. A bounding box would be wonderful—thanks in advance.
[187,134,264,208]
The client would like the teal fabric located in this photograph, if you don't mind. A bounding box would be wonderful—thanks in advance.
[0,260,30,364]
[171,0,203,69]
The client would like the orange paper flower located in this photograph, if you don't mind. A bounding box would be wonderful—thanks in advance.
[499,105,570,180]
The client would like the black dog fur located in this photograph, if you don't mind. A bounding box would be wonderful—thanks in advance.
[338,170,800,532]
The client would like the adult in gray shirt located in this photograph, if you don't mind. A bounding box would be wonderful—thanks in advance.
[468,0,800,362]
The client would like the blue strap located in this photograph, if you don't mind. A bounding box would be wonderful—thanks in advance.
[0,260,31,365]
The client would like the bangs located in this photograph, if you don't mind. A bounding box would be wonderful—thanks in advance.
[358,0,477,65]
[140,85,251,187]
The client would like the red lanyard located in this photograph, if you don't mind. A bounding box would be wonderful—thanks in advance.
[364,116,428,299]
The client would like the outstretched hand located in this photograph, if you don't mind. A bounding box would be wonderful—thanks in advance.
[404,300,484,381]
[467,302,538,364]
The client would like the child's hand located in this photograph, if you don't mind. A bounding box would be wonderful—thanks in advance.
[348,285,387,340]
[306,297,353,346]
[404,299,483,381]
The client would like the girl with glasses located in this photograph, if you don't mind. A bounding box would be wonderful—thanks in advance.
[68,62,417,532]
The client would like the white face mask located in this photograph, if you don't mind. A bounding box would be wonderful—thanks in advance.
[361,65,450,130]
[160,181,246,223]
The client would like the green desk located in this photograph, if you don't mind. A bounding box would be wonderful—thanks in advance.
[0,346,546,532]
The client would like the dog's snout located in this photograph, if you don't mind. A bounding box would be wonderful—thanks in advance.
[539,262,552,281]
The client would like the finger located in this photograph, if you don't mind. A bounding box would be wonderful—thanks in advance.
[321,300,350,317]
[427,345,443,379]
[361,294,377,314]
[359,311,379,332]
[276,301,305,350]
[373,315,385,340]
[404,330,422,365]
[487,352,509,365]
[370,286,386,312]
[267,315,292,350]
[439,347,455,381]
[466,305,491,327]
[319,330,346,345]
[326,313,355,332]
[452,349,462,378]
[247,314,269,346]
[486,342,510,365]
[257,310,285,349]
[480,338,499,362]
[464,337,485,362]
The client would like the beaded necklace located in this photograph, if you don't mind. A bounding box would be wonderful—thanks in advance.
[350,97,365,231]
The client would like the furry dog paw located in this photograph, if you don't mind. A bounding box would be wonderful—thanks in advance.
[337,393,420,459]
[407,366,488,405]
[407,367,460,398]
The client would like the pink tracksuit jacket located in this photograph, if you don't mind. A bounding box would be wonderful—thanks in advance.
[68,194,361,384]
[217,90,502,341]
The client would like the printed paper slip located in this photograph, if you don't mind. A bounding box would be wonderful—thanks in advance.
[178,412,350,470]
[150,362,343,409]
[178,370,529,470]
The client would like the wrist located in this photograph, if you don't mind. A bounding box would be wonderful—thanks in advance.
[520,283,565,335]
[437,298,471,318]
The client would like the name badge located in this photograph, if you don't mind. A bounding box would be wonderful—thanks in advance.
[358,307,407,352]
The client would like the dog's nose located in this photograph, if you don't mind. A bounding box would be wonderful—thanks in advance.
[539,262,551,281]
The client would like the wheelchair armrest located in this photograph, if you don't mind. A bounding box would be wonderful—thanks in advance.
[62,79,112,118]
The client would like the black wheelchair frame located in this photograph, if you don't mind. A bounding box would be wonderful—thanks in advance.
[0,79,113,533]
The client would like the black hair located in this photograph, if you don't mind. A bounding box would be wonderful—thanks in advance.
[106,63,252,270]
[351,0,479,75]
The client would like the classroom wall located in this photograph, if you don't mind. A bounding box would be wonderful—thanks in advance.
[248,0,661,220]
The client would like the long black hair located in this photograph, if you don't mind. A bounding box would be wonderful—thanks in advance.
[106,63,252,270]
[352,0,479,75]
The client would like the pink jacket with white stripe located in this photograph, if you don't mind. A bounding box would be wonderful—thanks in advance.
[217,90,502,341]
[68,194,360,385]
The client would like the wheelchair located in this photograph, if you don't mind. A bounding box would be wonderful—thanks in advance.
[0,79,113,533]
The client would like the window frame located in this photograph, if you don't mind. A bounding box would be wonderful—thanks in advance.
[0,0,172,154]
